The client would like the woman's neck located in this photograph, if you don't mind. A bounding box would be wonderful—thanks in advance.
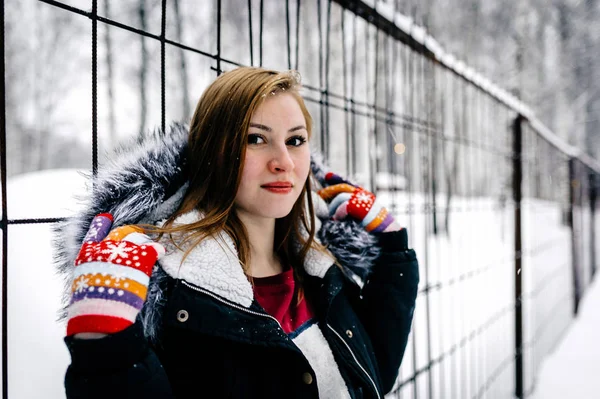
[236,211,283,277]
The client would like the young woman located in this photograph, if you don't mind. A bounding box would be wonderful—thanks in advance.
[55,67,419,399]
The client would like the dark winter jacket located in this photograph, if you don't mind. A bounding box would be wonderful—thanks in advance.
[54,123,419,399]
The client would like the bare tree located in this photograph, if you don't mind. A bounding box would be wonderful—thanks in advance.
[444,78,461,236]
[104,0,117,142]
[138,0,148,136]
[583,0,599,159]
[4,1,92,176]
[173,0,191,120]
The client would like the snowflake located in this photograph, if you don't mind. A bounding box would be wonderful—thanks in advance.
[85,226,101,240]
[355,192,372,203]
[111,271,127,286]
[101,242,134,261]
[74,276,90,293]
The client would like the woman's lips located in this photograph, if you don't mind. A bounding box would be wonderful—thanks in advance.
[262,186,293,194]
[261,181,293,194]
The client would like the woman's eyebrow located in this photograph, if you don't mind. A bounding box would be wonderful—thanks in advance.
[249,123,307,133]
[249,123,271,132]
[289,125,307,133]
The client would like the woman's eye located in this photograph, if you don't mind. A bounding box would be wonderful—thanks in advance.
[247,134,265,144]
[287,135,307,147]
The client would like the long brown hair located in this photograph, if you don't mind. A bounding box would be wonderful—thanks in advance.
[149,67,333,292]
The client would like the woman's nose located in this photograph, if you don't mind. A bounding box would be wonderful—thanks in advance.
[268,146,294,172]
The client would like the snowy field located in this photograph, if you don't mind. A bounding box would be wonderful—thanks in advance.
[1,169,87,398]
[529,275,600,399]
[0,169,596,398]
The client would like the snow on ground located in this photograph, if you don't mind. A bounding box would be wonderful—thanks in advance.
[530,275,600,399]
[1,169,87,399]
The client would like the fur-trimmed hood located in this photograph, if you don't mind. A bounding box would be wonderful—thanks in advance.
[53,122,381,340]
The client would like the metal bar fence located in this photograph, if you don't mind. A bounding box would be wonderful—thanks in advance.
[1,2,8,398]
[1,0,599,398]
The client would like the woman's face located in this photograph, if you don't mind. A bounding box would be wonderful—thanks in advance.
[234,92,311,222]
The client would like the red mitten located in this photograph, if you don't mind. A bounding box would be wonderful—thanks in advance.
[66,213,165,337]
[317,172,402,233]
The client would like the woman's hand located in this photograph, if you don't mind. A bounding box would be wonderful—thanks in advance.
[67,213,165,338]
[317,171,402,233]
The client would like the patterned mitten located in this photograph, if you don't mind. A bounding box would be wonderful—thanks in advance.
[317,172,402,233]
[66,213,165,337]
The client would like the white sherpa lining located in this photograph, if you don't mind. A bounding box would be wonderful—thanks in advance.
[293,323,352,399]
[157,209,335,308]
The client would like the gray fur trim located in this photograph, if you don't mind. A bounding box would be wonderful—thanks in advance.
[309,152,330,189]
[53,122,189,321]
[317,219,380,281]
[139,265,170,346]
[53,121,380,342]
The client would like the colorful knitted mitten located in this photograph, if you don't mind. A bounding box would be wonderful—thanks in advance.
[317,172,402,233]
[66,213,165,337]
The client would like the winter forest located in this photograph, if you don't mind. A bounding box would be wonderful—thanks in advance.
[4,0,599,179]
[407,0,600,160]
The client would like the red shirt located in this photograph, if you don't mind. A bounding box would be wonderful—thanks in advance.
[252,268,315,336]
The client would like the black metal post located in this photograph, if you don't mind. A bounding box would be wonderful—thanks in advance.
[92,0,98,176]
[569,158,582,315]
[1,0,8,397]
[160,0,166,134]
[512,115,524,399]
[589,172,597,279]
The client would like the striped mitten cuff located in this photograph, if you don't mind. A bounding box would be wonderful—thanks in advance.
[66,214,165,337]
